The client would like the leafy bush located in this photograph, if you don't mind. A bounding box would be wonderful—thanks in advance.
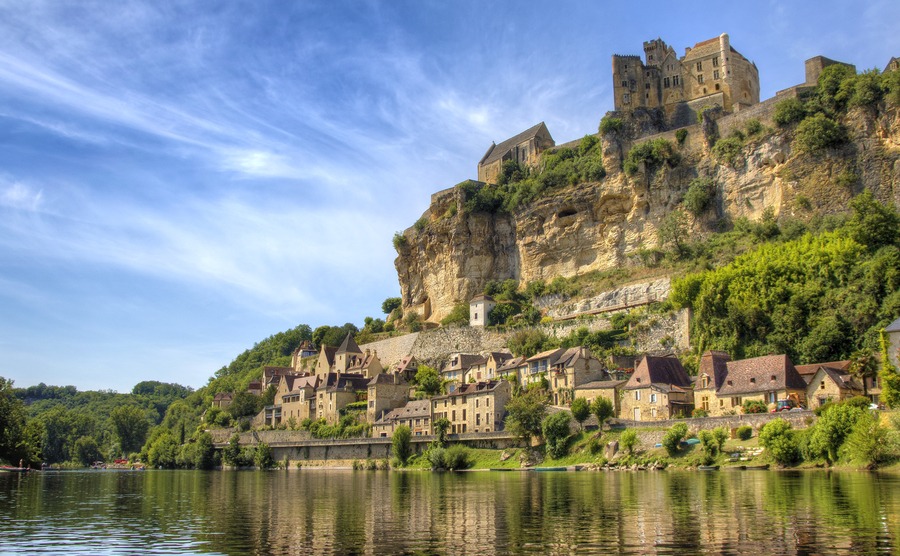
[504,388,548,443]
[675,128,688,144]
[840,410,891,468]
[542,411,572,459]
[745,118,764,136]
[413,217,427,232]
[391,425,412,467]
[692,408,709,418]
[773,98,806,126]
[742,400,768,414]
[599,116,624,135]
[759,418,800,466]
[794,113,846,152]
[440,303,470,327]
[712,135,744,168]
[661,423,688,456]
[623,138,678,176]
[620,429,638,455]
[808,401,864,464]
[392,232,408,250]
[254,442,274,469]
[697,427,727,465]
[683,177,716,215]
[591,397,614,427]
[570,398,590,430]
[428,445,473,470]
[737,425,753,441]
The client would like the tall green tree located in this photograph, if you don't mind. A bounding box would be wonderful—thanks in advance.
[504,389,548,444]
[0,377,33,465]
[414,365,442,396]
[391,425,412,466]
[110,405,151,455]
[570,398,590,431]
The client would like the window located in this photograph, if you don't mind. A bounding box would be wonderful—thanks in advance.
[821,381,826,389]
[645,83,650,89]
[622,80,628,87]
[712,56,719,67]
[635,391,641,401]
[462,409,466,420]
[474,313,478,321]
[476,414,481,425]
[713,70,720,80]
[650,393,657,403]
[452,410,456,420]
[698,74,704,84]
[696,61,703,71]
[475,399,479,408]
[750,378,756,384]
[486,398,490,407]
[731,396,742,407]
[664,77,670,88]
[673,75,680,86]
[719,399,725,408]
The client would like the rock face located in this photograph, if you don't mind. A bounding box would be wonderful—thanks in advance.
[396,104,900,323]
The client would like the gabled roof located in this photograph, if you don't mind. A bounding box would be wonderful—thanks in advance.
[698,350,731,389]
[812,366,863,392]
[527,348,565,363]
[443,354,485,373]
[479,122,552,167]
[319,346,337,367]
[213,392,233,401]
[496,356,527,373]
[319,372,370,392]
[795,360,850,377]
[285,375,318,394]
[336,333,362,355]
[575,379,627,391]
[717,354,806,396]
[263,366,296,386]
[625,356,692,390]
[367,372,407,387]
[375,399,431,424]
[394,355,417,374]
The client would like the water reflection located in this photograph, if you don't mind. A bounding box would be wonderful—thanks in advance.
[1,469,899,555]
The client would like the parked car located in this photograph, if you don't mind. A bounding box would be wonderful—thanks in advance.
[772,399,799,412]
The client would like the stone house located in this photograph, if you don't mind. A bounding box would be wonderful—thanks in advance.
[496,356,527,382]
[620,356,694,421]
[316,373,370,424]
[521,347,606,404]
[278,374,319,425]
[431,380,512,434]
[314,345,338,378]
[805,365,863,409]
[392,355,419,382]
[467,351,514,382]
[346,349,384,379]
[212,392,233,409]
[714,354,807,413]
[469,295,496,327]
[333,334,364,374]
[477,122,555,184]
[371,400,432,438]
[693,350,732,416]
[885,57,900,73]
[290,340,317,370]
[247,380,263,396]
[367,372,411,424]
[574,380,627,417]
[612,33,759,126]
[262,366,295,389]
[441,353,484,392]
[795,360,850,385]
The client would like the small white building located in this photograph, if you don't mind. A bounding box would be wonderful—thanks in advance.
[469,294,496,327]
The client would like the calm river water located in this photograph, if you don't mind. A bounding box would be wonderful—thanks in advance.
[1,468,899,555]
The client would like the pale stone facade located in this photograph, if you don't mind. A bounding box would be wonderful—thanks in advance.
[431,380,512,434]
[477,122,555,184]
[574,380,627,417]
[693,351,731,417]
[711,354,808,413]
[469,295,495,327]
[887,318,900,371]
[806,366,863,409]
[371,400,432,438]
[367,372,411,424]
[620,356,693,421]
[315,373,370,424]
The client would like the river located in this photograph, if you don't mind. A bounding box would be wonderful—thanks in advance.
[1,469,899,555]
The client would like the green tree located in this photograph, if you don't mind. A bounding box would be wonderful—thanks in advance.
[590,397,615,428]
[110,405,151,455]
[848,350,879,397]
[846,190,900,251]
[414,365,443,396]
[683,177,716,216]
[72,435,102,467]
[223,433,241,466]
[661,422,688,456]
[0,377,33,465]
[542,411,572,459]
[570,398,590,431]
[391,425,412,467]
[193,432,216,470]
[794,113,846,152]
[657,209,690,257]
[620,429,638,455]
[148,432,179,468]
[254,442,274,469]
[382,297,402,315]
[840,410,890,468]
[773,98,806,126]
[504,388,548,444]
[759,418,800,466]
[808,401,864,464]
[432,418,450,448]
[229,391,261,418]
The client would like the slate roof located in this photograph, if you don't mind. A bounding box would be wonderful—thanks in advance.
[795,360,850,379]
[320,372,370,392]
[496,356,526,373]
[478,122,551,167]
[527,348,566,364]
[393,355,417,374]
[886,317,900,333]
[263,366,296,387]
[716,354,806,397]
[625,356,692,390]
[367,372,407,387]
[814,366,863,392]
[336,333,363,355]
[697,350,731,389]
[434,380,508,400]
[443,354,485,373]
[285,375,318,394]
[375,400,431,425]
[319,346,337,368]
[575,380,627,391]
[347,351,380,373]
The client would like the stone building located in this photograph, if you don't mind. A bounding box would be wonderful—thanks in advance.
[574,379,627,417]
[693,350,731,416]
[315,373,370,424]
[469,294,495,327]
[371,399,432,438]
[805,365,863,409]
[496,356,527,381]
[367,372,411,423]
[620,355,694,421]
[346,349,384,379]
[476,122,555,184]
[441,353,485,392]
[212,392,233,409]
[612,33,759,126]
[262,366,295,389]
[714,354,807,413]
[431,380,512,434]
[804,56,857,86]
[276,374,319,425]
[467,351,514,382]
[887,57,900,73]
[334,334,364,374]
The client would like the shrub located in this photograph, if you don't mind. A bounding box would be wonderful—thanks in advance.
[542,411,572,459]
[773,98,806,126]
[737,425,753,441]
[697,428,727,465]
[808,401,864,464]
[413,217,427,232]
[586,436,604,455]
[711,135,744,168]
[391,425,412,467]
[620,429,638,455]
[254,442,274,469]
[591,397,615,427]
[794,113,847,152]
[745,118,764,136]
[570,398,590,430]
[428,445,472,470]
[661,423,688,456]
[840,410,890,468]
[599,116,624,135]
[692,408,709,418]
[759,418,800,466]
[683,177,716,216]
[623,138,678,176]
[675,128,688,144]
[392,232,408,250]
[742,400,768,414]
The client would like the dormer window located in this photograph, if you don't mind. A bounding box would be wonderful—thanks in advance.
[727,380,733,386]
[750,378,756,384]
[771,375,777,381]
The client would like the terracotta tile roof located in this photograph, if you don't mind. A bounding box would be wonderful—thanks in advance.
[394,355,417,373]
[717,354,806,396]
[817,366,863,392]
[527,348,565,363]
[479,122,551,167]
[625,356,692,390]
[698,350,731,389]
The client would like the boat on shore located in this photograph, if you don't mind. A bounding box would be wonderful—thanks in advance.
[0,466,32,473]
[697,465,720,471]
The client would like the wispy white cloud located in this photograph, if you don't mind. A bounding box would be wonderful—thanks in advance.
[0,178,43,211]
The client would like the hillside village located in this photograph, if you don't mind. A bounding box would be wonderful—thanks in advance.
[206,34,900,463]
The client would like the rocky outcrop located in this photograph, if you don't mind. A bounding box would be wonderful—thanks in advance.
[396,104,900,323]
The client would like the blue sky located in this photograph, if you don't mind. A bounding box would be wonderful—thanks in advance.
[1,1,897,392]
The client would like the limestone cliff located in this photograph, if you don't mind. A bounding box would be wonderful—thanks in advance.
[396,103,900,323]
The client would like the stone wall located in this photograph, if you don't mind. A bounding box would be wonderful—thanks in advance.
[613,409,815,436]
[545,278,671,319]
[360,332,420,368]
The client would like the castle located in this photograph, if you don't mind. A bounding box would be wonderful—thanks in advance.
[611,33,760,127]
